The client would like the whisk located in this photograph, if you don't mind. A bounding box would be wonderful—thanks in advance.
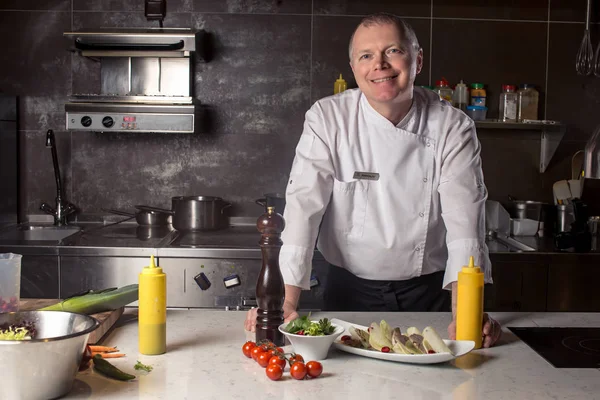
[594,34,600,77]
[576,0,593,75]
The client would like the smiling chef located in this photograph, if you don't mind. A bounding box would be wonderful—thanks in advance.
[245,12,502,348]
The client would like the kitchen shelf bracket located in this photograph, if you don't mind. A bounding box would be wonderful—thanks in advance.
[475,120,566,173]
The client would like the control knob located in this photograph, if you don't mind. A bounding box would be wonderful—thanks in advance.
[80,116,92,127]
[102,116,114,128]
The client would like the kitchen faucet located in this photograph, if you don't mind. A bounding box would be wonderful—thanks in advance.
[40,129,77,225]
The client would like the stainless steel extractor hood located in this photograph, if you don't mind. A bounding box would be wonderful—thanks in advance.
[64,28,203,133]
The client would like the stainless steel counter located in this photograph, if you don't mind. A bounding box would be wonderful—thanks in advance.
[0,221,598,258]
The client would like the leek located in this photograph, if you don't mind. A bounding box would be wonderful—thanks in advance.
[39,284,138,315]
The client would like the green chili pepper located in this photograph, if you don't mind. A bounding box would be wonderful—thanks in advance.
[92,354,136,381]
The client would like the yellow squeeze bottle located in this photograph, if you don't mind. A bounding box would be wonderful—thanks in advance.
[334,74,347,94]
[456,256,484,349]
[139,255,167,355]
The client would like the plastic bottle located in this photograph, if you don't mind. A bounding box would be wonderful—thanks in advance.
[139,254,167,355]
[499,84,518,122]
[334,74,347,94]
[456,256,484,349]
[434,78,453,103]
[517,84,539,122]
[452,80,469,112]
[470,83,486,107]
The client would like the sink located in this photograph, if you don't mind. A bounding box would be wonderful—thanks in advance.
[0,225,82,242]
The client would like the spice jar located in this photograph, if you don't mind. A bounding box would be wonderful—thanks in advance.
[499,84,518,122]
[470,83,486,107]
[517,84,539,121]
[434,78,454,103]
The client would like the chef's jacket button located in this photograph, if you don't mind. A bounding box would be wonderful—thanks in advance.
[426,142,431,147]
[423,178,428,182]
[419,212,424,217]
[415,246,420,251]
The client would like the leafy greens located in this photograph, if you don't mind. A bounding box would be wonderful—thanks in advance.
[285,314,335,336]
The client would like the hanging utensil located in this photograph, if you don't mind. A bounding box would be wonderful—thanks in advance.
[594,31,600,77]
[576,0,594,75]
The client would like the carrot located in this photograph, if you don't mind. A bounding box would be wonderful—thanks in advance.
[91,352,126,359]
[89,345,118,353]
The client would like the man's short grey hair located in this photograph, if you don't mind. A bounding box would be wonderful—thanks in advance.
[348,13,421,60]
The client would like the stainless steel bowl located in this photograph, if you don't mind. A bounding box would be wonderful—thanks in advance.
[0,311,99,400]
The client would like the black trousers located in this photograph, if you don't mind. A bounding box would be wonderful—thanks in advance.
[323,264,451,312]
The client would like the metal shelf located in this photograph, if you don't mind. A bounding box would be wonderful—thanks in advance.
[475,120,566,173]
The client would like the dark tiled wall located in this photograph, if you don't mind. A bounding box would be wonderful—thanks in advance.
[1,0,599,220]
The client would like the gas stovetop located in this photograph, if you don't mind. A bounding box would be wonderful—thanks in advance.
[168,225,260,248]
[509,327,600,368]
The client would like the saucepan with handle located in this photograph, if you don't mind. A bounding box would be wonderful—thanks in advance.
[103,208,171,227]
[137,197,232,231]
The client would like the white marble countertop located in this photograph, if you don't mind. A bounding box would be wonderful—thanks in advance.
[66,310,600,400]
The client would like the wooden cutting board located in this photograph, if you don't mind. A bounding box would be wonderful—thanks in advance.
[19,298,124,344]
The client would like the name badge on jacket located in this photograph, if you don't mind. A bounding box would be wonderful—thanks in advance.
[353,171,379,181]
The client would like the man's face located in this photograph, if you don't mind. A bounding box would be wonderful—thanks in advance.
[350,22,422,105]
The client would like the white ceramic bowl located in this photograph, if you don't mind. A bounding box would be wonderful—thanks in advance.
[278,321,344,361]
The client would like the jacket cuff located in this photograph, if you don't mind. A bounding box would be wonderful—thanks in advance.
[279,245,313,290]
[443,239,493,290]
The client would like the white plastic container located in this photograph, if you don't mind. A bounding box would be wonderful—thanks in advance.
[453,80,469,112]
[0,253,22,312]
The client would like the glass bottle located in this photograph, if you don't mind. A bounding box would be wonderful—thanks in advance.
[499,84,518,122]
[517,84,539,122]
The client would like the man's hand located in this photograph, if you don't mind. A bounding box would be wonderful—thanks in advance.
[244,284,302,332]
[244,304,299,332]
[447,313,502,348]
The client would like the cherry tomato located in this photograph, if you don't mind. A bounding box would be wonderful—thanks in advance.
[251,346,264,361]
[257,351,271,367]
[267,348,277,357]
[269,356,286,370]
[242,341,256,358]
[266,364,283,381]
[288,354,304,367]
[259,344,269,352]
[290,362,307,380]
[306,361,323,378]
[276,347,284,353]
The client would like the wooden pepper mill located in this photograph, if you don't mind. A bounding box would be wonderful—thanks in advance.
[255,206,286,346]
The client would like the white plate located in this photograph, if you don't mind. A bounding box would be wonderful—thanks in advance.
[331,318,475,364]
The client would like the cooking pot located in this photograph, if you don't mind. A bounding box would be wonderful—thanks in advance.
[171,196,232,231]
[255,193,286,215]
[504,196,556,236]
[103,208,171,226]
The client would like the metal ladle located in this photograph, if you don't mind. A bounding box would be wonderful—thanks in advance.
[576,0,593,75]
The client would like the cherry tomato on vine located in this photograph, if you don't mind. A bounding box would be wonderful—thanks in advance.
[269,356,286,370]
[290,362,307,380]
[266,364,283,381]
[306,361,323,378]
[242,341,256,358]
[251,346,264,361]
[257,351,271,367]
[288,354,304,367]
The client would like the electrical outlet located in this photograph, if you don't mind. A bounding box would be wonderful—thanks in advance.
[145,0,166,21]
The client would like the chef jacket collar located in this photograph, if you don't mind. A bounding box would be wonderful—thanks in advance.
[359,91,417,131]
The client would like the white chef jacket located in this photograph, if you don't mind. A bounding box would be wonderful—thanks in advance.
[280,87,492,291]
